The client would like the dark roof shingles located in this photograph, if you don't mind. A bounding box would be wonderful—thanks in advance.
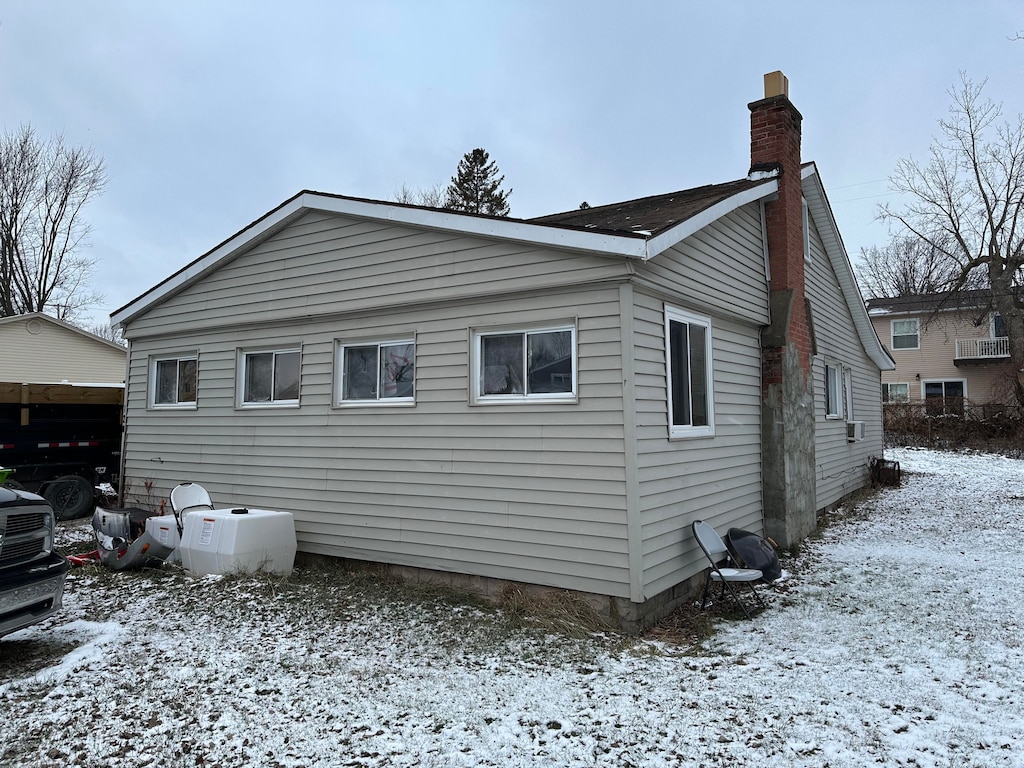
[529,177,769,238]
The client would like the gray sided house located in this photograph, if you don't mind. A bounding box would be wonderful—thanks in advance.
[112,73,892,628]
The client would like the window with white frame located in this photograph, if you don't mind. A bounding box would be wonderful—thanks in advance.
[883,382,910,403]
[802,197,811,262]
[337,340,415,404]
[891,318,920,350]
[825,362,843,418]
[239,348,300,406]
[151,354,197,407]
[665,305,714,437]
[472,324,576,402]
[843,367,854,421]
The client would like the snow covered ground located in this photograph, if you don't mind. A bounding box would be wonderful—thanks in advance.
[1,447,1022,767]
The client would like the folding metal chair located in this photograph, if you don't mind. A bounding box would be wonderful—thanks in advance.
[692,520,767,618]
[169,482,214,536]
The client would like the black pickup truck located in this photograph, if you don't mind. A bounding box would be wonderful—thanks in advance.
[0,486,70,637]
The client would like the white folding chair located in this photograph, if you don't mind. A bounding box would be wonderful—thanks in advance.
[169,482,214,535]
[692,520,767,618]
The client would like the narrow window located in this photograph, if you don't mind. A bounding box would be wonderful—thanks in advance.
[665,306,714,437]
[338,340,415,404]
[891,319,920,350]
[473,325,576,403]
[151,355,197,408]
[844,367,854,421]
[241,348,300,406]
[825,362,842,418]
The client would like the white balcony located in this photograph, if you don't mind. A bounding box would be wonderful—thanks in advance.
[955,336,1009,361]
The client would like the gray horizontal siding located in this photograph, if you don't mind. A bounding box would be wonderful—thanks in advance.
[634,203,769,326]
[126,211,631,339]
[631,287,764,599]
[805,215,882,509]
[123,285,633,597]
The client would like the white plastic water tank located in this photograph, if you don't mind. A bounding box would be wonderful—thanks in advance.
[144,514,182,563]
[179,508,297,577]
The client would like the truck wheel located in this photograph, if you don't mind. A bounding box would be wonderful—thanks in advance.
[43,475,94,520]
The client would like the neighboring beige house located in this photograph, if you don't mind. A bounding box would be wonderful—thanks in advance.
[111,73,893,629]
[0,313,127,385]
[866,291,1016,411]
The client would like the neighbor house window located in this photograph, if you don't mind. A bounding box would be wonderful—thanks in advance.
[151,355,197,407]
[239,348,300,406]
[993,313,1007,338]
[665,306,714,437]
[891,319,920,350]
[472,325,576,403]
[337,340,415,404]
[825,362,843,418]
[924,379,965,416]
[883,383,910,403]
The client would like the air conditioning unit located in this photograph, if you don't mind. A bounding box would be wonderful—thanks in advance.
[846,420,866,442]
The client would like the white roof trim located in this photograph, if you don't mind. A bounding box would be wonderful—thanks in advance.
[801,164,895,371]
[112,192,655,327]
[644,180,779,258]
[0,312,127,353]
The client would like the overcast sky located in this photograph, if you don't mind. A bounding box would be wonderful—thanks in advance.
[2,1,1022,327]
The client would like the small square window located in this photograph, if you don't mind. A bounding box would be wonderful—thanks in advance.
[892,319,920,350]
[338,340,415,404]
[151,355,197,408]
[883,383,909,403]
[240,348,300,406]
[472,325,576,403]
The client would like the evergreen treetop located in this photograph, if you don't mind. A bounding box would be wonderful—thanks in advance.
[444,148,512,216]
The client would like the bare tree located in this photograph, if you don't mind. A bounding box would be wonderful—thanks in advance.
[856,236,960,299]
[85,321,126,346]
[392,182,446,208]
[0,125,106,322]
[881,75,1024,407]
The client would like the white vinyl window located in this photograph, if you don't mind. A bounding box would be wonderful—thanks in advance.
[472,325,576,403]
[883,383,910,403]
[239,348,300,406]
[151,354,197,408]
[825,362,843,419]
[337,340,415,405]
[891,319,920,350]
[665,305,714,438]
[802,197,811,262]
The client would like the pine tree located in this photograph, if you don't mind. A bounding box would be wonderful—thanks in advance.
[443,148,512,216]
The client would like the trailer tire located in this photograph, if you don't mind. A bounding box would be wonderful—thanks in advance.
[43,475,94,520]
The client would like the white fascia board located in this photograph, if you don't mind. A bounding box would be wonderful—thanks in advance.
[111,192,649,328]
[313,194,650,258]
[802,164,896,371]
[644,180,779,258]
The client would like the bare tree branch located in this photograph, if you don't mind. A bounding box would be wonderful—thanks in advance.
[880,74,1024,407]
[0,125,106,321]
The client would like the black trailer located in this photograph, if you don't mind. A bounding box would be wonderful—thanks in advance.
[0,382,123,519]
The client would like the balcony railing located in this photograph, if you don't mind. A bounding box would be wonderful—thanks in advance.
[955,337,1010,360]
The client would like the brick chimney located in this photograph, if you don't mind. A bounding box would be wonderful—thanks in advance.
[752,71,817,548]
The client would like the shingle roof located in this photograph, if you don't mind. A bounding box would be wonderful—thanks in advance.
[529,178,769,238]
[866,290,994,315]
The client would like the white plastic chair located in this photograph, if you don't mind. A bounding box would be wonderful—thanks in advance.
[692,520,766,618]
[169,482,214,535]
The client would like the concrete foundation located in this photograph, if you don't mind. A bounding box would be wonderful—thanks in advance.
[297,552,704,634]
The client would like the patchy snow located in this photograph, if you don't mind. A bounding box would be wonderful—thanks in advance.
[2,448,1022,767]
